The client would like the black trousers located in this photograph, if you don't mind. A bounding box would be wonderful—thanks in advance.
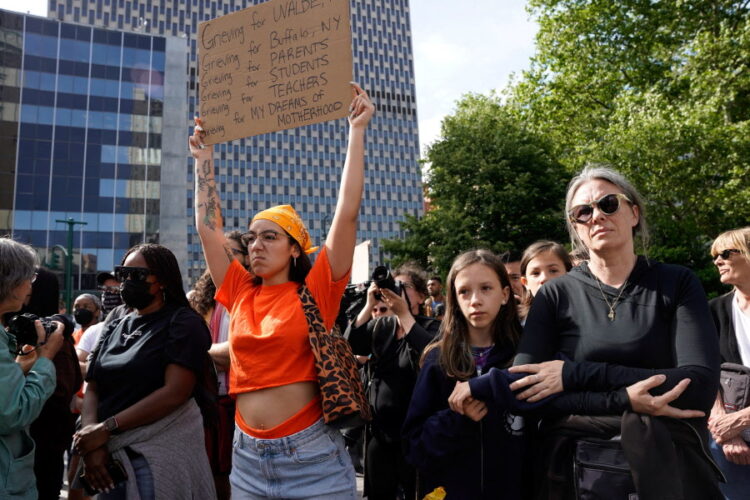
[31,407,75,500]
[365,432,416,500]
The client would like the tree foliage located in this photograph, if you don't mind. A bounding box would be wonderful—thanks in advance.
[383,94,569,275]
[510,0,750,294]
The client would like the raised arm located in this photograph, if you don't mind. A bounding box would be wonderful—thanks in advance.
[325,83,375,280]
[190,119,232,288]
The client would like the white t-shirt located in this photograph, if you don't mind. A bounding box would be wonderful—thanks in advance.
[732,292,750,367]
[77,321,105,355]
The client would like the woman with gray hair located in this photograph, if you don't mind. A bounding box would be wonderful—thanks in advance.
[504,166,722,498]
[0,237,64,499]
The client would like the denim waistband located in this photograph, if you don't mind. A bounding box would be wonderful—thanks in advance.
[235,417,328,453]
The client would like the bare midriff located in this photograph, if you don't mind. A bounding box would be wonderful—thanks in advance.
[236,381,319,429]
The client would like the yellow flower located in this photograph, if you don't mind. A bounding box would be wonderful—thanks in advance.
[423,486,446,500]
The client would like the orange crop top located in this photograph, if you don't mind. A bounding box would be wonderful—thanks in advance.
[215,246,350,396]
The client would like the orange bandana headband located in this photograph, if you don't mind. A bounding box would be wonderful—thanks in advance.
[251,205,319,254]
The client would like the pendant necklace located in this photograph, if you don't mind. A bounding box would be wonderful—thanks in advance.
[122,325,145,343]
[593,273,629,321]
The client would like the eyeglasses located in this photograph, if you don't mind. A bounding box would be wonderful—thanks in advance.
[241,230,290,247]
[373,306,388,314]
[568,193,632,224]
[229,247,248,257]
[713,249,741,261]
[114,266,151,282]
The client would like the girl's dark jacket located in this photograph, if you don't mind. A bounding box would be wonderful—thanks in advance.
[402,343,547,500]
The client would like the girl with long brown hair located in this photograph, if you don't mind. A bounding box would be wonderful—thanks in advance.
[402,249,543,499]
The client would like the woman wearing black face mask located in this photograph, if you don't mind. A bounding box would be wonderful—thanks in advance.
[72,294,101,341]
[68,293,102,500]
[71,293,102,396]
[71,244,215,498]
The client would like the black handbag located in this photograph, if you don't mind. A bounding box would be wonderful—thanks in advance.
[720,362,750,441]
[573,438,638,500]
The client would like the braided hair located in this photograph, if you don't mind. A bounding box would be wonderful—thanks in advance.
[122,243,191,309]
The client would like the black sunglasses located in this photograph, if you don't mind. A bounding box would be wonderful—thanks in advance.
[114,266,151,282]
[373,306,388,313]
[714,249,741,260]
[569,193,632,224]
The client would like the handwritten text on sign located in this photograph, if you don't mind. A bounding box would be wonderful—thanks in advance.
[197,0,353,144]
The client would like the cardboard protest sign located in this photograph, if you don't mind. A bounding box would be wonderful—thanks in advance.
[197,0,353,144]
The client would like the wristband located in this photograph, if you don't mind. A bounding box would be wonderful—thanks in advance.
[103,416,119,433]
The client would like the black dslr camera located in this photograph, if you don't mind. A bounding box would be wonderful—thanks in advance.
[371,266,403,300]
[7,313,70,348]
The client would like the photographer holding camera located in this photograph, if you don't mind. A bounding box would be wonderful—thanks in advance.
[345,264,440,500]
[0,237,64,499]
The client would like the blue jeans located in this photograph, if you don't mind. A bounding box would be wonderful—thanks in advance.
[98,451,155,500]
[230,418,356,499]
[709,436,750,500]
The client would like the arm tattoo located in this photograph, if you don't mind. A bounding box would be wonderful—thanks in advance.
[196,160,212,192]
[202,196,219,231]
[195,157,222,231]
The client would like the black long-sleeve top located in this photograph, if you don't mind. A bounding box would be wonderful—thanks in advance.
[345,314,439,441]
[514,257,720,415]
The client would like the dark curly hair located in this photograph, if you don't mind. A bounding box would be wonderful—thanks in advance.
[190,270,216,317]
[393,262,428,296]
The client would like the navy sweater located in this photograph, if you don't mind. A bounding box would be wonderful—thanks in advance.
[402,344,546,500]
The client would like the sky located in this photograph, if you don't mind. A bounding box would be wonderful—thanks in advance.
[0,0,539,155]
[410,1,537,154]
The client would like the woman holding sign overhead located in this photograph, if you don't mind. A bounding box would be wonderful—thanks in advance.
[190,83,374,499]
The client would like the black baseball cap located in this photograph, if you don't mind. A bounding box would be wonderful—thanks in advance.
[96,271,117,286]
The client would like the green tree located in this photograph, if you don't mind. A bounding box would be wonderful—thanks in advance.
[510,0,750,295]
[383,94,569,275]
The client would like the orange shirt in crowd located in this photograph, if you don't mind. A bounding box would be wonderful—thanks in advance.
[215,247,349,437]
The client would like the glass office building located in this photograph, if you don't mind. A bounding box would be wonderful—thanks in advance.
[48,0,423,282]
[0,10,186,289]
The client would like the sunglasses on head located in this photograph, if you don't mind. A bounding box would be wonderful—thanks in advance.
[569,193,632,224]
[114,266,151,282]
[714,249,741,260]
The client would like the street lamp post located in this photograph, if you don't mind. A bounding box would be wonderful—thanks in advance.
[55,217,87,313]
